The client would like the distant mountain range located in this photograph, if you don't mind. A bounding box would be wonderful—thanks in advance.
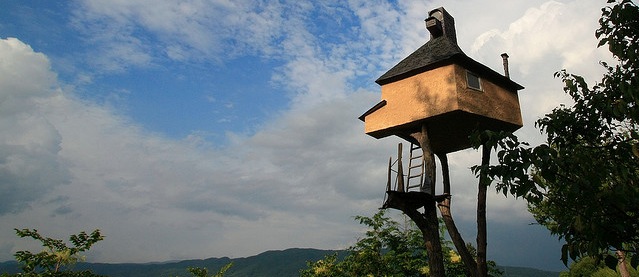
[0,248,560,276]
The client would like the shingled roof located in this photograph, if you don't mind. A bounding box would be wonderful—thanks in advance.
[375,7,523,91]
[375,37,464,85]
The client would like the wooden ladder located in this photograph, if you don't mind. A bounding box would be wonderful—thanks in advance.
[406,143,425,192]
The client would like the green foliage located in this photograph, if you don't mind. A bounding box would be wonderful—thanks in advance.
[300,210,502,277]
[346,212,428,276]
[185,263,232,277]
[560,255,639,277]
[5,228,104,277]
[186,267,209,277]
[443,243,503,277]
[473,0,639,267]
[299,253,345,277]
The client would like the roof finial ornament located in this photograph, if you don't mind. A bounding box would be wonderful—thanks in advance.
[425,7,457,44]
[425,13,443,38]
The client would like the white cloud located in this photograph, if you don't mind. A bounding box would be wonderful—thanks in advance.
[70,0,293,71]
[0,38,57,99]
[465,1,611,149]
[470,1,609,75]
[0,36,388,262]
[0,38,69,215]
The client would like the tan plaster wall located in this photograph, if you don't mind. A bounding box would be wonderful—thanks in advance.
[365,65,458,134]
[364,63,523,140]
[454,64,523,126]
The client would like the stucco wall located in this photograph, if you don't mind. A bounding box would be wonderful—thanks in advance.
[454,64,522,127]
[365,64,458,134]
[363,63,522,148]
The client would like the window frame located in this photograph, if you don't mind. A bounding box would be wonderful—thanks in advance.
[466,70,482,91]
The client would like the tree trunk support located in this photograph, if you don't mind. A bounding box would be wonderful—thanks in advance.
[477,144,491,277]
[408,125,445,277]
[382,125,495,277]
[617,250,630,277]
[437,153,477,277]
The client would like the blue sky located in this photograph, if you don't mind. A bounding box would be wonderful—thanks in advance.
[0,0,613,271]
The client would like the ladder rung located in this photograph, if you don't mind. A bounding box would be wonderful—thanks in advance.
[406,143,424,193]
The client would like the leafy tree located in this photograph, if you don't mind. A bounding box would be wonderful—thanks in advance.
[300,210,502,276]
[476,0,639,271]
[444,243,502,277]
[185,263,232,277]
[300,253,345,277]
[560,255,639,277]
[3,228,104,277]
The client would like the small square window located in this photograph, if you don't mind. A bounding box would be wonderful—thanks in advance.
[466,71,481,90]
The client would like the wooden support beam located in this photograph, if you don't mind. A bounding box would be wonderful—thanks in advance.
[410,125,436,195]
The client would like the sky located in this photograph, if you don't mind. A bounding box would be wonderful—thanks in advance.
[0,0,615,272]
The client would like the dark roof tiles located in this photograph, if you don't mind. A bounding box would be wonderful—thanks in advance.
[375,36,524,91]
[375,37,463,85]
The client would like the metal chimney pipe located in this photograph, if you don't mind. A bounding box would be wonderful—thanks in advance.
[501,53,510,79]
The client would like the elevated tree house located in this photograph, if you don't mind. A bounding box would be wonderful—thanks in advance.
[359,7,524,277]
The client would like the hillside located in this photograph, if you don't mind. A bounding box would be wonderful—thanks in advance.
[0,248,559,276]
[75,248,346,277]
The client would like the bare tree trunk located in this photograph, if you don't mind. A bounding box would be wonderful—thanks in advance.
[437,153,477,277]
[409,125,445,277]
[617,250,630,277]
[477,144,491,277]
[404,205,445,277]
[411,125,436,194]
